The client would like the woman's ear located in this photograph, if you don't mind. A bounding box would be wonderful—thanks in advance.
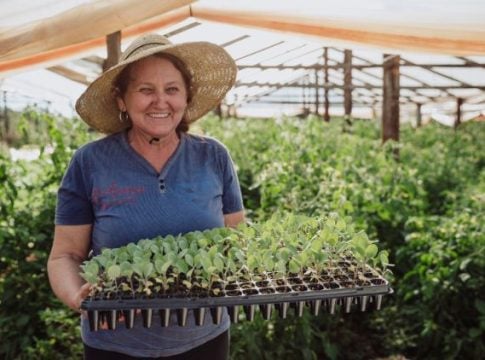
[112,87,126,111]
[116,97,126,112]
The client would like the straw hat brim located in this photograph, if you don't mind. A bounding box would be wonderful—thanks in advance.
[76,41,237,134]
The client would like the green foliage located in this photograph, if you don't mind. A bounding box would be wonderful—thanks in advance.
[81,212,389,298]
[199,116,484,359]
[23,307,83,360]
[0,113,93,359]
[392,209,484,359]
[1,111,483,359]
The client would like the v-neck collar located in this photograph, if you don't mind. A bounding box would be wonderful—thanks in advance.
[119,131,186,177]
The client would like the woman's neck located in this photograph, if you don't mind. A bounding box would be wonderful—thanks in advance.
[127,128,181,172]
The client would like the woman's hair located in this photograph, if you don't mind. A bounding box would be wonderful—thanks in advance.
[114,52,193,134]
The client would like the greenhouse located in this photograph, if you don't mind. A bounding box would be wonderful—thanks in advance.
[0,1,484,359]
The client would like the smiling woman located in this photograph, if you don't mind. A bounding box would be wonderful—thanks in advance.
[116,55,190,172]
[47,33,244,360]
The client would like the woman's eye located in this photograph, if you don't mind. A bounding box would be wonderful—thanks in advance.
[139,88,153,94]
[166,87,179,94]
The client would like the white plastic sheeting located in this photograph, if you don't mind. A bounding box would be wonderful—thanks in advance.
[1,0,484,122]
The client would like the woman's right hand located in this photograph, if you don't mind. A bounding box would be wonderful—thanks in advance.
[72,282,92,314]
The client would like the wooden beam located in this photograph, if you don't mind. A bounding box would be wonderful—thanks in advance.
[251,99,375,106]
[455,98,464,128]
[220,35,250,48]
[2,91,9,137]
[0,5,191,76]
[235,82,485,90]
[330,47,450,102]
[343,49,352,119]
[314,68,319,116]
[401,59,474,87]
[164,21,201,38]
[235,41,285,61]
[324,47,330,122]
[191,3,485,55]
[416,103,422,127]
[47,65,91,85]
[382,54,400,144]
[82,56,105,66]
[0,0,195,62]
[103,31,121,72]
[237,63,485,70]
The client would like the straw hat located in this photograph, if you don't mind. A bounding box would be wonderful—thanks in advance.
[76,34,237,133]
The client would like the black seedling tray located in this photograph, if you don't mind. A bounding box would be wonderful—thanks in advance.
[81,274,392,331]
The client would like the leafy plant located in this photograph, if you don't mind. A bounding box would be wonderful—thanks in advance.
[80,212,390,299]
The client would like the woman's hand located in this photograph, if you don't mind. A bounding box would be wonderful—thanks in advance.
[224,210,245,228]
[47,224,92,312]
[73,282,92,313]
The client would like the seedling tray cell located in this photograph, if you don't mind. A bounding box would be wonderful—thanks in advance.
[81,273,392,331]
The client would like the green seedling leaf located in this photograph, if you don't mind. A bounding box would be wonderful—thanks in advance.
[107,264,121,281]
[277,247,291,262]
[311,238,323,252]
[213,257,224,272]
[352,231,369,250]
[276,260,287,274]
[178,238,188,250]
[185,254,194,267]
[154,259,165,274]
[336,218,346,231]
[82,261,99,275]
[80,273,98,285]
[365,244,378,259]
[197,238,208,248]
[289,259,300,273]
[209,245,218,258]
[200,254,211,268]
[176,259,189,274]
[379,251,389,268]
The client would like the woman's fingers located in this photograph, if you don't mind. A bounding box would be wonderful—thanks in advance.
[76,283,93,317]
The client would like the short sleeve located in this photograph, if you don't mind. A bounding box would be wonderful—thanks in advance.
[218,147,244,214]
[55,150,94,225]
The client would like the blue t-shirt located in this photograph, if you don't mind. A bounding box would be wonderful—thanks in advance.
[55,131,244,357]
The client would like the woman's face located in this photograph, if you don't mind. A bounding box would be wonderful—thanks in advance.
[117,56,188,140]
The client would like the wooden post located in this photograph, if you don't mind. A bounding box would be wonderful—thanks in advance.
[416,103,422,127]
[2,91,8,137]
[455,98,463,129]
[302,78,307,112]
[382,54,400,144]
[343,50,352,122]
[103,31,122,72]
[214,103,222,119]
[324,47,330,122]
[314,68,319,116]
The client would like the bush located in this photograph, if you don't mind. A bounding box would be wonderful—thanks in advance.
[0,113,92,359]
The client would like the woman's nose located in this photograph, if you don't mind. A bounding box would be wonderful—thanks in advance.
[152,90,167,105]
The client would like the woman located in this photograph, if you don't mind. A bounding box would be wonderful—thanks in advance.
[47,33,244,359]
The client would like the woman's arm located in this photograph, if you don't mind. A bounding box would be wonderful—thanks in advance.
[47,224,92,311]
[224,210,245,228]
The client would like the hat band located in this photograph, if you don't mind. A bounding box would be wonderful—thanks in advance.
[122,41,171,61]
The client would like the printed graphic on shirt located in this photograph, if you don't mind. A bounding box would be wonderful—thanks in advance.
[91,182,145,211]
